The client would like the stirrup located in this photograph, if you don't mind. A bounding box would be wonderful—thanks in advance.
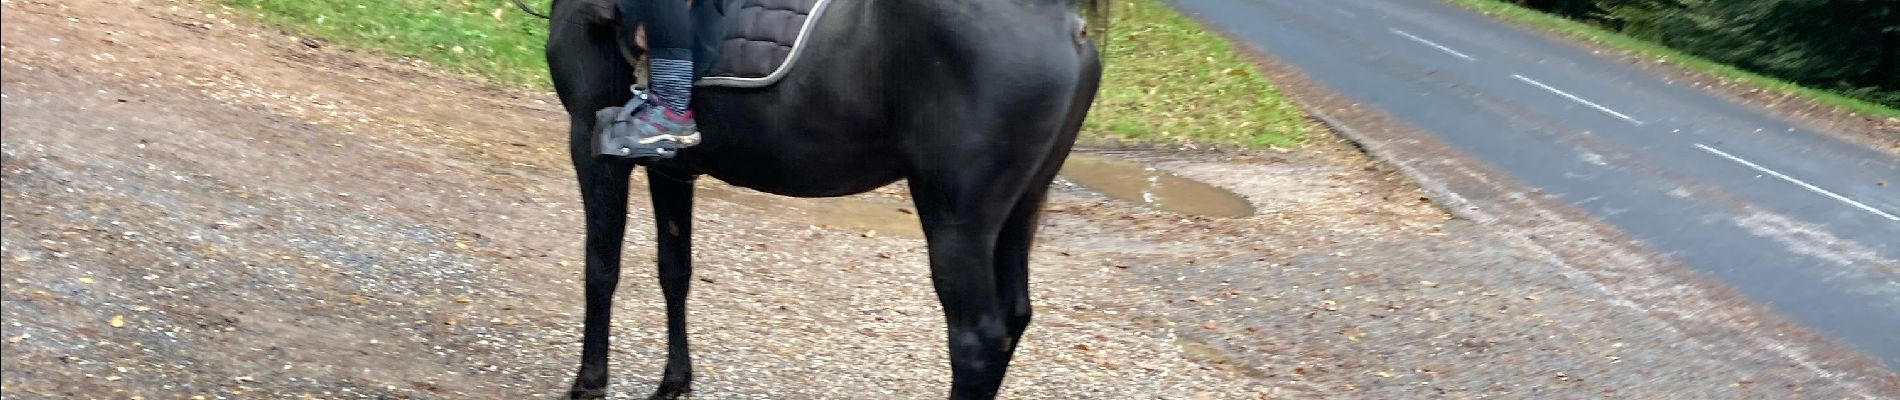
[592,86,701,159]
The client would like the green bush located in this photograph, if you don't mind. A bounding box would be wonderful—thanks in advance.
[1492,0,1899,110]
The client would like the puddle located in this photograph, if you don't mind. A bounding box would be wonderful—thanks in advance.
[810,200,926,238]
[696,184,925,238]
[1057,155,1255,218]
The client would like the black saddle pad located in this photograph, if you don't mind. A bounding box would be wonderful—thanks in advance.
[694,0,831,88]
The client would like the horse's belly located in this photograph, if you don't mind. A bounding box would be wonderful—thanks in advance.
[693,141,906,198]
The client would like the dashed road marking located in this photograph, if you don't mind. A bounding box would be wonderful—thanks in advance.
[1512,74,1644,125]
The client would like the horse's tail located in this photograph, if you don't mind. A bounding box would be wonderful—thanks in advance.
[514,0,552,19]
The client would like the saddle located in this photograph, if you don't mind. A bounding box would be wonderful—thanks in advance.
[590,0,834,88]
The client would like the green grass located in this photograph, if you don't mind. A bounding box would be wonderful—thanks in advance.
[1444,0,1900,118]
[224,0,552,86]
[1090,0,1306,147]
[223,0,1306,147]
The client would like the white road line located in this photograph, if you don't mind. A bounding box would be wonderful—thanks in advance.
[1390,28,1474,61]
[1694,143,1900,222]
[1511,74,1645,125]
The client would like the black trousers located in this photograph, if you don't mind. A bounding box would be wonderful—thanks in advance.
[623,0,694,61]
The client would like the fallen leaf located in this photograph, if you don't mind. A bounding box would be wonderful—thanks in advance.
[79,277,94,284]
[109,315,125,328]
[1201,321,1218,330]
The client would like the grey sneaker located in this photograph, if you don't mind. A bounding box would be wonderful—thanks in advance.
[594,90,700,159]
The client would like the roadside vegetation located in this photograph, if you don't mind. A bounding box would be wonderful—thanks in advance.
[222,0,1307,147]
[222,0,552,87]
[1449,0,1900,118]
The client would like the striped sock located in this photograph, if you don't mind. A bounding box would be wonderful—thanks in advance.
[649,57,694,114]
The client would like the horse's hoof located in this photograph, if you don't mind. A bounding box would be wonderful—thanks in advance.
[567,386,608,400]
[647,380,691,400]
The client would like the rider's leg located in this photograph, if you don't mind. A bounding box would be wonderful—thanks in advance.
[596,0,698,159]
[628,0,694,115]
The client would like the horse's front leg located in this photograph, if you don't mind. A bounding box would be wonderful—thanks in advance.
[568,144,638,399]
[646,166,698,400]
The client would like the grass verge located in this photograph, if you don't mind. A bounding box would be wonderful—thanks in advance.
[222,0,553,87]
[1091,0,1305,146]
[223,0,1305,146]
[1443,0,1899,118]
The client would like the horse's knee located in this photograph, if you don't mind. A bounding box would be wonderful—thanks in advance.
[952,316,1006,344]
[950,314,1012,365]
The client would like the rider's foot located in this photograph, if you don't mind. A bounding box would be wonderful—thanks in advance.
[594,92,700,159]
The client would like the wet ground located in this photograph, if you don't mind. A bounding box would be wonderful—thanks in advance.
[1058,155,1258,219]
[4,0,1898,398]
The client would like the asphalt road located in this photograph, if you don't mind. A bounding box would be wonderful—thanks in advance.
[1168,0,1900,367]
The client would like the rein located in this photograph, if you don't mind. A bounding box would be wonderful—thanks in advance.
[512,0,551,19]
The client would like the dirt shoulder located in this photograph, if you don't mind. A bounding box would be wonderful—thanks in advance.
[3,0,1895,399]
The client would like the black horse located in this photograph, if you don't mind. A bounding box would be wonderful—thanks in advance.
[538,0,1105,398]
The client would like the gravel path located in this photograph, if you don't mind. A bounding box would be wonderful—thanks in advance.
[3,0,1894,398]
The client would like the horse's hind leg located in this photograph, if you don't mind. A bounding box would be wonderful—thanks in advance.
[991,146,1073,358]
[987,60,1099,392]
[909,133,1063,399]
[645,166,697,400]
[995,52,1098,361]
[990,182,1048,364]
[911,179,1019,399]
[991,111,1086,373]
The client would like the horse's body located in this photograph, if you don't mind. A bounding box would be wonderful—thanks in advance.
[542,0,1103,398]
